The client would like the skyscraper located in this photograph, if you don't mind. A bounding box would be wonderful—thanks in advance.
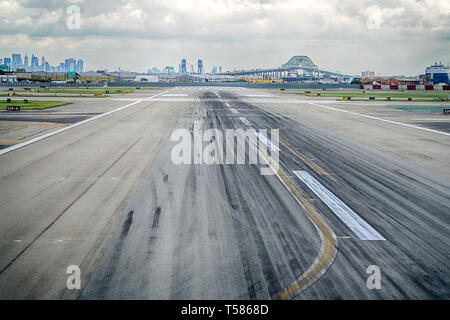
[198,59,203,74]
[31,54,39,71]
[3,58,11,70]
[12,54,22,71]
[76,59,84,73]
[219,65,222,73]
[181,59,187,74]
[24,54,28,70]
[65,58,76,72]
[39,56,46,71]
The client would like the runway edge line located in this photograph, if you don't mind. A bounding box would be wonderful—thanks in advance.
[0,89,172,156]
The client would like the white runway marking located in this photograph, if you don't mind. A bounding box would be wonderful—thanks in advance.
[236,117,278,151]
[257,132,280,151]
[293,170,385,240]
[308,102,450,136]
[145,98,195,102]
[0,89,172,156]
[245,94,274,97]
[161,93,188,97]
[239,117,252,126]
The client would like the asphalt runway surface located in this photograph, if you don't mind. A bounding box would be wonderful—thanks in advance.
[0,87,448,299]
[414,121,450,133]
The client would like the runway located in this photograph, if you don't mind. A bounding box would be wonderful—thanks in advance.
[0,87,448,299]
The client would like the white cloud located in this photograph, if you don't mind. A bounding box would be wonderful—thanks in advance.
[36,9,63,26]
[14,15,33,26]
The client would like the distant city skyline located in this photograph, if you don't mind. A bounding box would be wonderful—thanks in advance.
[1,52,84,73]
[2,51,441,78]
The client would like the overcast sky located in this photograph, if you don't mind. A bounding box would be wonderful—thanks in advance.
[1,0,449,75]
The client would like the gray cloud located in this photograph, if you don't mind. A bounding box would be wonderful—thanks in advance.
[1,0,449,75]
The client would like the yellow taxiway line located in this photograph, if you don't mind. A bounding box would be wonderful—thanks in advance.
[0,121,68,127]
[0,140,25,144]
[259,148,338,300]
[280,138,329,175]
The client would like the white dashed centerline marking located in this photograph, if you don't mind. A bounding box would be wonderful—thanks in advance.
[237,117,279,151]
[293,170,385,240]
[225,102,239,113]
[257,132,280,151]
[239,117,252,126]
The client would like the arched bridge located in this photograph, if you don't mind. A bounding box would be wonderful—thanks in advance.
[217,56,351,78]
